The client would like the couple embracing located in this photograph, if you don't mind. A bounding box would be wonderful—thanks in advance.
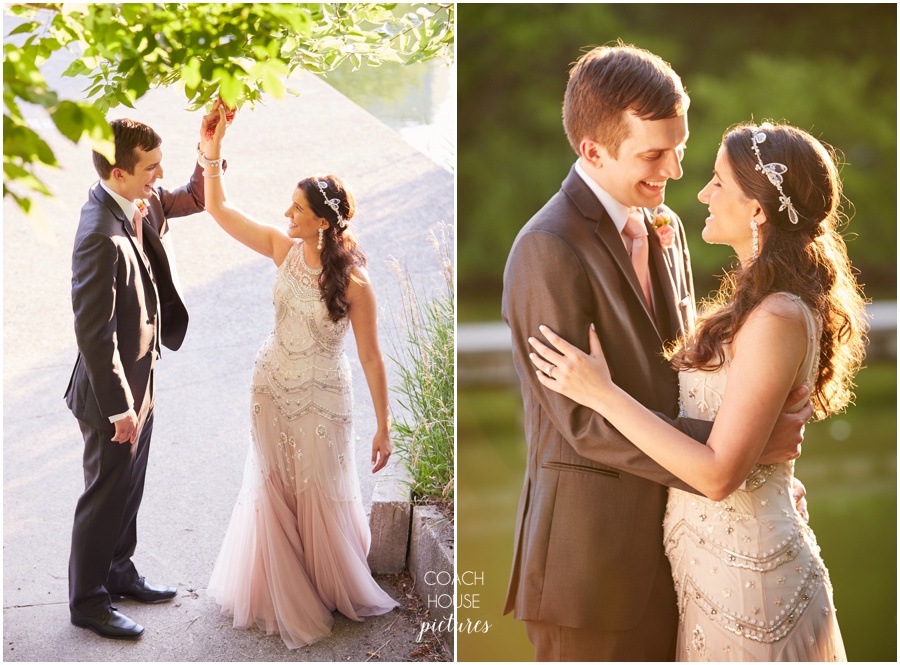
[502,43,865,661]
[65,103,397,646]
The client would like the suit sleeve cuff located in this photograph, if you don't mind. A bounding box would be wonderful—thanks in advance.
[109,409,136,424]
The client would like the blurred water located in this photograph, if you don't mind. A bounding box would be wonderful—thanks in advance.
[320,58,456,173]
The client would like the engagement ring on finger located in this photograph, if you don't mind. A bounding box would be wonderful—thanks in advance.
[548,365,554,378]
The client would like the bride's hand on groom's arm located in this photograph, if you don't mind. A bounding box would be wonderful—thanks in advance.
[756,386,812,466]
[528,323,614,413]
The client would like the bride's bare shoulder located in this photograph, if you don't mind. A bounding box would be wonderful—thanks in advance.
[733,293,807,355]
[753,292,808,323]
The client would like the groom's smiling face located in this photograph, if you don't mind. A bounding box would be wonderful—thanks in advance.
[110,146,164,202]
[588,111,688,209]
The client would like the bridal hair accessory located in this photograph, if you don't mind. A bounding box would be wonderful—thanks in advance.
[748,125,799,224]
[750,219,759,259]
[317,227,324,250]
[317,180,347,228]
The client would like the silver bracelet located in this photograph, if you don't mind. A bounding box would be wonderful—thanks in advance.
[198,154,223,169]
[203,171,223,178]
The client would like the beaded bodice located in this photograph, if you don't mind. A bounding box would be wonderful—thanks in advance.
[251,241,351,423]
[664,294,829,648]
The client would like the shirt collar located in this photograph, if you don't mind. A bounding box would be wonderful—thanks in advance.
[574,159,634,234]
[99,180,140,222]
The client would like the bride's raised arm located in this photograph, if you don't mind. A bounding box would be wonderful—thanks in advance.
[201,103,292,265]
[529,295,809,501]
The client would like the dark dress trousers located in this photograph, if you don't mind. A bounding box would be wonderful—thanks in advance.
[502,167,714,660]
[65,163,205,616]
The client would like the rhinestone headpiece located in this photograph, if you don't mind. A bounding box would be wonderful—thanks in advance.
[317,180,347,228]
[748,125,799,224]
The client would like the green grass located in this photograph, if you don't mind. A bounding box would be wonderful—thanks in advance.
[388,226,455,506]
[457,362,897,661]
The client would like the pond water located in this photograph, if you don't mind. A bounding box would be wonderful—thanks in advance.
[318,58,455,173]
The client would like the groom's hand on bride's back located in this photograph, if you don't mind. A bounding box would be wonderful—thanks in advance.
[756,385,812,465]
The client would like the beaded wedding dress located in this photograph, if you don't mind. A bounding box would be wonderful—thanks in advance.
[663,294,846,661]
[208,240,398,649]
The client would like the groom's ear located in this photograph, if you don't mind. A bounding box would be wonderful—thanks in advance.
[579,138,605,168]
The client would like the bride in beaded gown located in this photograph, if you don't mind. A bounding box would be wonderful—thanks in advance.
[528,122,865,661]
[199,105,397,648]
[207,240,398,647]
[664,294,844,660]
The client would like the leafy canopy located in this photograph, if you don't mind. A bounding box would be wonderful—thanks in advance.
[3,2,454,212]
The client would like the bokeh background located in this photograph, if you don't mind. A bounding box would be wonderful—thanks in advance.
[456,4,897,662]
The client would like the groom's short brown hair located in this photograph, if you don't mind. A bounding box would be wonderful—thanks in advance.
[92,118,162,179]
[563,42,689,158]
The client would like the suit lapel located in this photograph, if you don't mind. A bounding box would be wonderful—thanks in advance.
[91,184,158,305]
[645,211,681,341]
[561,169,660,338]
[92,184,141,250]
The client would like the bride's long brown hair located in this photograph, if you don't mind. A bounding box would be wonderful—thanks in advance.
[298,175,366,323]
[668,122,867,419]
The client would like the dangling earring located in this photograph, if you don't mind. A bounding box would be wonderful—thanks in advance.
[750,219,759,259]
[317,227,324,251]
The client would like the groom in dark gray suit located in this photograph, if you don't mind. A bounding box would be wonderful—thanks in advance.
[65,118,215,639]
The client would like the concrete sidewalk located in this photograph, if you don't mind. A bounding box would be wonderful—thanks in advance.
[2,56,453,661]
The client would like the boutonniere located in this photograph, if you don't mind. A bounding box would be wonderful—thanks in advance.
[653,209,675,249]
[135,200,150,218]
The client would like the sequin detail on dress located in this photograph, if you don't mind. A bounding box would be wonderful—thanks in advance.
[664,293,846,661]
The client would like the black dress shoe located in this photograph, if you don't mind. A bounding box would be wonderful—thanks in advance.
[71,607,144,640]
[110,577,177,604]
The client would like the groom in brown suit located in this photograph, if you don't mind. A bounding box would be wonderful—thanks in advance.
[501,44,810,660]
[65,118,215,639]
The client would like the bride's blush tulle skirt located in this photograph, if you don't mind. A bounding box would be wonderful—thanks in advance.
[208,443,398,649]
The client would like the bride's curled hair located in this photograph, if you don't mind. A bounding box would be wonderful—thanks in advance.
[668,122,867,419]
[298,175,366,323]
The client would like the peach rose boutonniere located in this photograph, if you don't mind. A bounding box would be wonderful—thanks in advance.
[653,209,675,249]
[136,199,150,218]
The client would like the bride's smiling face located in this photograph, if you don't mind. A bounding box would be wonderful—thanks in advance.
[587,111,688,208]
[698,147,762,260]
[284,187,328,241]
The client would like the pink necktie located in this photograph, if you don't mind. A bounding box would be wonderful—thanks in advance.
[132,208,143,248]
[623,207,652,309]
